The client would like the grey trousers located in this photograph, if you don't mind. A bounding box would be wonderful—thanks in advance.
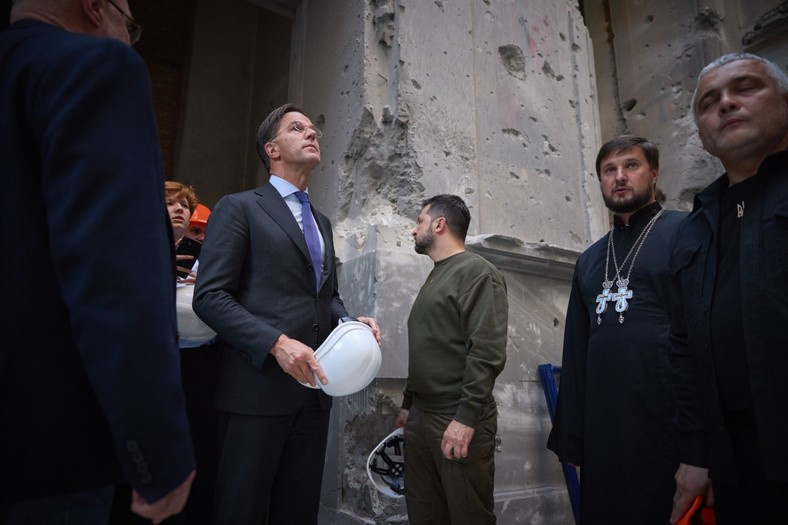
[404,403,497,525]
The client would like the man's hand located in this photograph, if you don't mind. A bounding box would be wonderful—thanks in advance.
[441,420,475,460]
[175,254,194,278]
[670,463,712,524]
[357,316,381,344]
[271,334,327,386]
[396,408,409,429]
[131,470,195,524]
[176,273,196,284]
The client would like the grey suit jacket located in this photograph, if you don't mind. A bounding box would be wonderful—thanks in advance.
[193,182,348,415]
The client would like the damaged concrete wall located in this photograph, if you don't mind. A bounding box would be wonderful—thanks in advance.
[287,1,604,523]
[584,0,788,211]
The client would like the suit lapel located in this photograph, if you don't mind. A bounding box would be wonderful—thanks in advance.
[254,183,312,266]
[254,183,330,290]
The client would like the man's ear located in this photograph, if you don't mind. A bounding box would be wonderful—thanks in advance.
[264,141,279,162]
[81,0,104,28]
[650,167,659,195]
[432,217,447,233]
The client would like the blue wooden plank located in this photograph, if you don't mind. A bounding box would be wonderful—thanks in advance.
[538,363,581,525]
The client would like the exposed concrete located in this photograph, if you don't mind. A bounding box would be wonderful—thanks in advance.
[289,1,601,523]
[320,380,408,525]
[470,238,578,525]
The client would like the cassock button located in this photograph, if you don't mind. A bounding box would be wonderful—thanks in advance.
[307,264,314,271]
[312,323,319,332]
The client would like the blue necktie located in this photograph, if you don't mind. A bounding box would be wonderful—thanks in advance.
[294,191,323,290]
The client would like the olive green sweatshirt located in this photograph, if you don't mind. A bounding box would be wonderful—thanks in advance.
[401,251,508,427]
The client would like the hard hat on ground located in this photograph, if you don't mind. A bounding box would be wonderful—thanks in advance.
[367,427,405,498]
[300,320,381,396]
[175,284,216,343]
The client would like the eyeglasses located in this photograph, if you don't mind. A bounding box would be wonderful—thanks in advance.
[270,120,323,142]
[107,0,143,45]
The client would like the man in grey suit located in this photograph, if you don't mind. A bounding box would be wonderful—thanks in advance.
[193,103,380,524]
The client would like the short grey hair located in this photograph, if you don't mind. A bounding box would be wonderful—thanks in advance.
[692,53,788,124]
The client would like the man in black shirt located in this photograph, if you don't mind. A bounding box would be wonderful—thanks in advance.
[669,53,788,524]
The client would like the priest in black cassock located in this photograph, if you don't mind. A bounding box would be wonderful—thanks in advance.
[547,135,687,524]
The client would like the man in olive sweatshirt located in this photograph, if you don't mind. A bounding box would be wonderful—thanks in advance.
[396,194,509,525]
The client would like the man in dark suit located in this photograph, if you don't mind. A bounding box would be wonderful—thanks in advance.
[0,1,194,524]
[193,103,380,524]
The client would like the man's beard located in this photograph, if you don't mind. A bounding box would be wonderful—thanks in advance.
[603,187,654,215]
[414,230,434,255]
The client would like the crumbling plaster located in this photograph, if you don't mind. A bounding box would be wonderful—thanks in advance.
[300,0,607,256]
[290,1,603,523]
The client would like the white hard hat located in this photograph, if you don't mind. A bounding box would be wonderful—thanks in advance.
[301,320,381,396]
[175,284,216,343]
[367,427,405,498]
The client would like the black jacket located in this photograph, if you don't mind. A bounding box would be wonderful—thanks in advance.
[669,150,788,482]
[0,21,194,501]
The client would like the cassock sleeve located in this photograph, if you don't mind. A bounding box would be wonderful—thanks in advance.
[547,265,588,466]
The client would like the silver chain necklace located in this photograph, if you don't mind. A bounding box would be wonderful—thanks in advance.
[595,209,664,324]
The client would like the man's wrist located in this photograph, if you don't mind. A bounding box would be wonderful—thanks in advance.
[271,333,287,357]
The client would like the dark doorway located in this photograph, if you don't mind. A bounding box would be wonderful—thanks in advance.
[134,0,293,205]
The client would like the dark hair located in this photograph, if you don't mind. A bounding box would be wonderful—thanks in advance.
[595,135,659,178]
[421,194,471,241]
[255,103,305,171]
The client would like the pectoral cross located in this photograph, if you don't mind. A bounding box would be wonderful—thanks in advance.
[612,284,633,324]
[595,283,613,324]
